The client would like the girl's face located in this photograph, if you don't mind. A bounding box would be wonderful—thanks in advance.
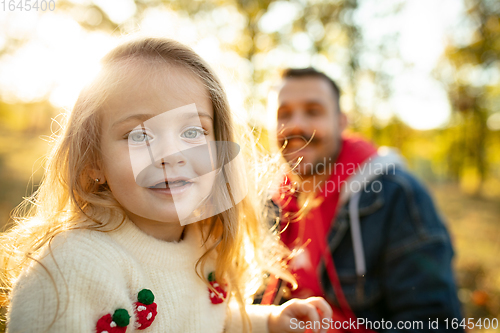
[99,62,216,235]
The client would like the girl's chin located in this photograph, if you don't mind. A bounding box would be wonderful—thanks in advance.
[141,208,202,223]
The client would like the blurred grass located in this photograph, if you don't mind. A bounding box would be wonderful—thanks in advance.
[431,183,500,332]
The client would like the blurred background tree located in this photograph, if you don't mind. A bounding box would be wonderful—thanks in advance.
[0,0,499,330]
[435,0,500,195]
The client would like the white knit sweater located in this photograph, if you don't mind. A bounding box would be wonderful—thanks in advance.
[7,218,275,333]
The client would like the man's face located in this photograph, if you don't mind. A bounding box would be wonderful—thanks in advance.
[276,76,346,176]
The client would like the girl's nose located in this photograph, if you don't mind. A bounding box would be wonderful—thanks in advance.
[155,151,187,169]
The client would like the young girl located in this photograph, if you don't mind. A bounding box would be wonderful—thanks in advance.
[0,37,331,332]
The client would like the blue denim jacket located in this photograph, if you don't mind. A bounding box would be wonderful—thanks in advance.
[318,161,464,332]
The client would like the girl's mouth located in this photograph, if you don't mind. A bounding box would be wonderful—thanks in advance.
[148,180,193,196]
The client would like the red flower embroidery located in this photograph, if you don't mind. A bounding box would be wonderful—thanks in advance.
[134,289,158,330]
[96,309,130,333]
[208,271,227,304]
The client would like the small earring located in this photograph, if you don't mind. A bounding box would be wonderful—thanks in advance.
[95,178,100,183]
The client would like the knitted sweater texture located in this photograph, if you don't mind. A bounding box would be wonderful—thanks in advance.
[7,218,274,332]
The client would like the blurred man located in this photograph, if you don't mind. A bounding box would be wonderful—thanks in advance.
[269,67,463,332]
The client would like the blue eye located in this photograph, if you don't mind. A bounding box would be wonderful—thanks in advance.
[181,127,207,139]
[129,129,153,143]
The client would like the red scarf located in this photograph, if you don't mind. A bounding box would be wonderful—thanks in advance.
[275,134,378,332]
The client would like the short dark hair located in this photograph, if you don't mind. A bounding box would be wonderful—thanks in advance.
[280,67,341,112]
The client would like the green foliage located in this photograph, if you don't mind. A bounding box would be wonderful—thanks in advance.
[435,0,500,194]
[0,101,56,232]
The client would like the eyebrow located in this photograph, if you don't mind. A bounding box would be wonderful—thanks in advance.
[112,111,213,128]
[304,100,325,106]
[278,99,325,109]
[181,112,213,121]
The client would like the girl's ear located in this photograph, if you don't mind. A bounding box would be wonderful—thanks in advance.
[88,158,106,184]
[89,168,106,184]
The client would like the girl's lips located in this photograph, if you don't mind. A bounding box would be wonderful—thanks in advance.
[148,182,193,196]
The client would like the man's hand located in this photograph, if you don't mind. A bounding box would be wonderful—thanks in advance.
[268,297,333,333]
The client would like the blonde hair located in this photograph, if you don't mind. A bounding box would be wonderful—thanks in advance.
[0,37,294,330]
